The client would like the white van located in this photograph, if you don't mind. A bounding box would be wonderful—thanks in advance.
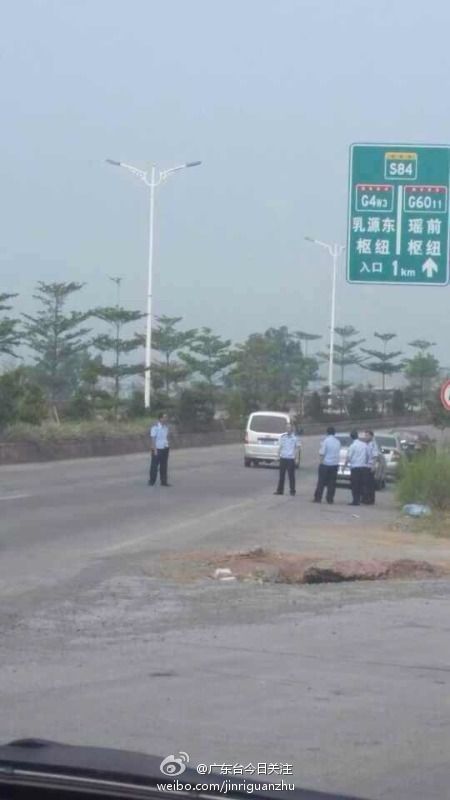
[244,411,300,468]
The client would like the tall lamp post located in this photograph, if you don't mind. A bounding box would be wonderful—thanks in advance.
[305,237,345,406]
[106,159,202,410]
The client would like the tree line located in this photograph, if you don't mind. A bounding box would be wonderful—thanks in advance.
[0,282,444,430]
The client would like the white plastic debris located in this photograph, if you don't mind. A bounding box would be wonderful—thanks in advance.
[213,568,234,580]
[402,503,432,517]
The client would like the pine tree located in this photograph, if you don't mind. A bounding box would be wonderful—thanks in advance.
[318,325,364,412]
[360,332,403,415]
[0,293,21,357]
[405,340,440,410]
[92,307,146,416]
[22,282,91,409]
[180,327,236,385]
[152,315,196,393]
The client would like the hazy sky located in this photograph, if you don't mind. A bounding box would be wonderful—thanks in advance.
[2,0,450,369]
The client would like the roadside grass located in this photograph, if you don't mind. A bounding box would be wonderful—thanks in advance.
[393,511,450,540]
[1,419,152,442]
[396,449,450,512]
[395,449,450,538]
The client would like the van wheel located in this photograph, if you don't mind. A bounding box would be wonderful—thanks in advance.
[244,458,252,467]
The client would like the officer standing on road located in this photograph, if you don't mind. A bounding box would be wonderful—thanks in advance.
[274,422,299,497]
[362,430,379,505]
[345,430,368,506]
[313,425,341,504]
[149,412,171,487]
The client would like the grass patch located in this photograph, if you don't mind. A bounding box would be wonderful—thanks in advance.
[396,511,450,540]
[396,449,450,512]
[1,419,153,442]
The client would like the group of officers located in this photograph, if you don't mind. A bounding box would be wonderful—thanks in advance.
[275,424,380,506]
[149,412,380,507]
[313,426,379,506]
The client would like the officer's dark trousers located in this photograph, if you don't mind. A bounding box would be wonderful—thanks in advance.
[350,467,364,505]
[362,467,376,504]
[277,458,296,495]
[314,464,338,503]
[149,448,170,485]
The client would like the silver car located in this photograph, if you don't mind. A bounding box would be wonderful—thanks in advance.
[375,432,404,480]
[335,433,387,489]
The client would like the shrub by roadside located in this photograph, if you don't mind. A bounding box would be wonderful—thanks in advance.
[397,449,450,511]
[0,420,153,442]
[0,417,233,443]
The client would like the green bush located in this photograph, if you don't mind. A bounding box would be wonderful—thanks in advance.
[225,390,246,428]
[18,382,47,425]
[348,390,366,419]
[396,449,450,511]
[176,384,215,432]
[306,391,322,421]
[126,389,146,418]
[64,389,94,420]
[0,369,47,428]
[0,371,22,427]
[391,389,406,416]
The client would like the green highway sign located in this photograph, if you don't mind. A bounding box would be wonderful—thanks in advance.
[347,144,450,285]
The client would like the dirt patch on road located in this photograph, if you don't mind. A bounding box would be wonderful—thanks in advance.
[155,547,446,585]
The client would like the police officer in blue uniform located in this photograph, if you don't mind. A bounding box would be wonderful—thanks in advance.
[313,425,341,504]
[274,422,299,497]
[362,430,379,505]
[345,430,368,506]
[149,412,171,486]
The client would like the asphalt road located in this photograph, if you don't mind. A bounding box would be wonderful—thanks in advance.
[1,435,450,800]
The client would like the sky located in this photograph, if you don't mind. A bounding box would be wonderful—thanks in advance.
[1,0,450,373]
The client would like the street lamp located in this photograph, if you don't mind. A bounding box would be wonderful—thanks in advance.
[305,237,345,406]
[106,158,202,410]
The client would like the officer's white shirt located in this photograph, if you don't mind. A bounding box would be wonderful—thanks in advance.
[367,439,379,467]
[346,439,368,468]
[150,422,169,449]
[279,432,299,459]
[320,435,341,466]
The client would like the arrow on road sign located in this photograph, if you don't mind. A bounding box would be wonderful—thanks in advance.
[422,258,439,279]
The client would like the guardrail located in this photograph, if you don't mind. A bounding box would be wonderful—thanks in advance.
[0,429,242,466]
[299,415,429,436]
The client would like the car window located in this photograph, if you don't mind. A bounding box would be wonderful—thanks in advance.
[249,415,288,433]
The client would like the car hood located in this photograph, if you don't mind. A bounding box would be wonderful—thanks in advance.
[0,739,369,800]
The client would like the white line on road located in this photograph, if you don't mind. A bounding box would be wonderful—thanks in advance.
[101,498,258,555]
[0,493,31,501]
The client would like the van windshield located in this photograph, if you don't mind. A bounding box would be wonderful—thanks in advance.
[249,415,288,433]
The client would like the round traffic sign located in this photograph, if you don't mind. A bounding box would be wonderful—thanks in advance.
[440,379,450,411]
